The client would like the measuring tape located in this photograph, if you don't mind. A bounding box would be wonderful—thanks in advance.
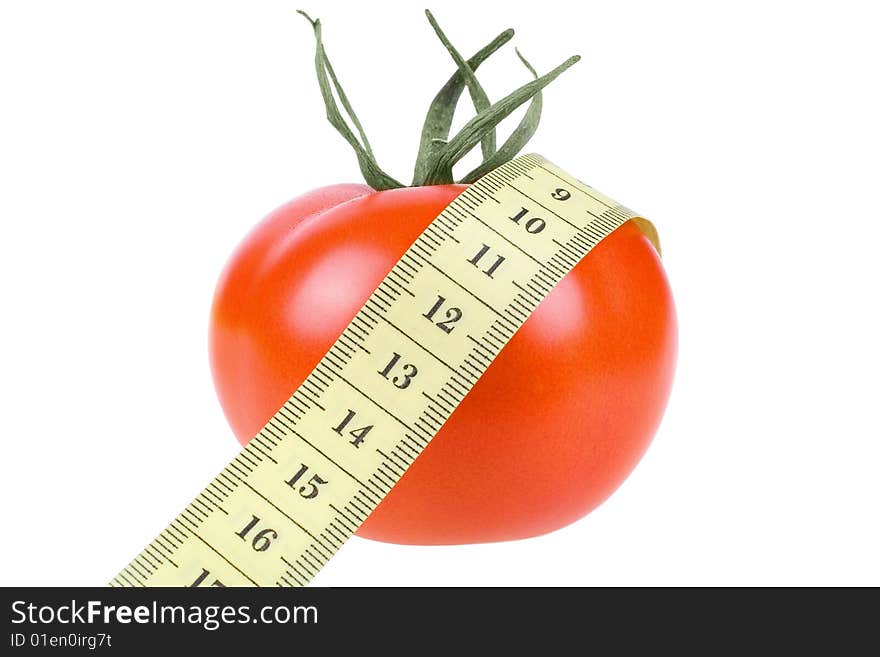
[111,153,647,587]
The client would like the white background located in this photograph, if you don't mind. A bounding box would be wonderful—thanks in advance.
[1,0,878,586]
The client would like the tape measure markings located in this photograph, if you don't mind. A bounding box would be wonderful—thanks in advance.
[111,153,639,587]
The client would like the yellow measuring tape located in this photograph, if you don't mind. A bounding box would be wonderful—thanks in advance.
[112,154,646,587]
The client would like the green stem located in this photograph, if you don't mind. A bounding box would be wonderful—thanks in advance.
[425,10,496,162]
[460,48,542,183]
[412,28,513,186]
[423,55,580,185]
[298,11,403,190]
[299,10,580,190]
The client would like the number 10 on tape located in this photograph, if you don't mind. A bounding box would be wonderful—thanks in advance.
[111,154,641,587]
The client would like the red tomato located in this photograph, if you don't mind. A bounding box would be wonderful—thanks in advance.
[209,183,677,544]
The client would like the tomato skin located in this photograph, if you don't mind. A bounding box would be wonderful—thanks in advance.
[209,183,677,545]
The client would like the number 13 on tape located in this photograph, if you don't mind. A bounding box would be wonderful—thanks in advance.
[111,154,644,587]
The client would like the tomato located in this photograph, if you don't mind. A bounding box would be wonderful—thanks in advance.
[209,10,677,545]
[209,183,677,544]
